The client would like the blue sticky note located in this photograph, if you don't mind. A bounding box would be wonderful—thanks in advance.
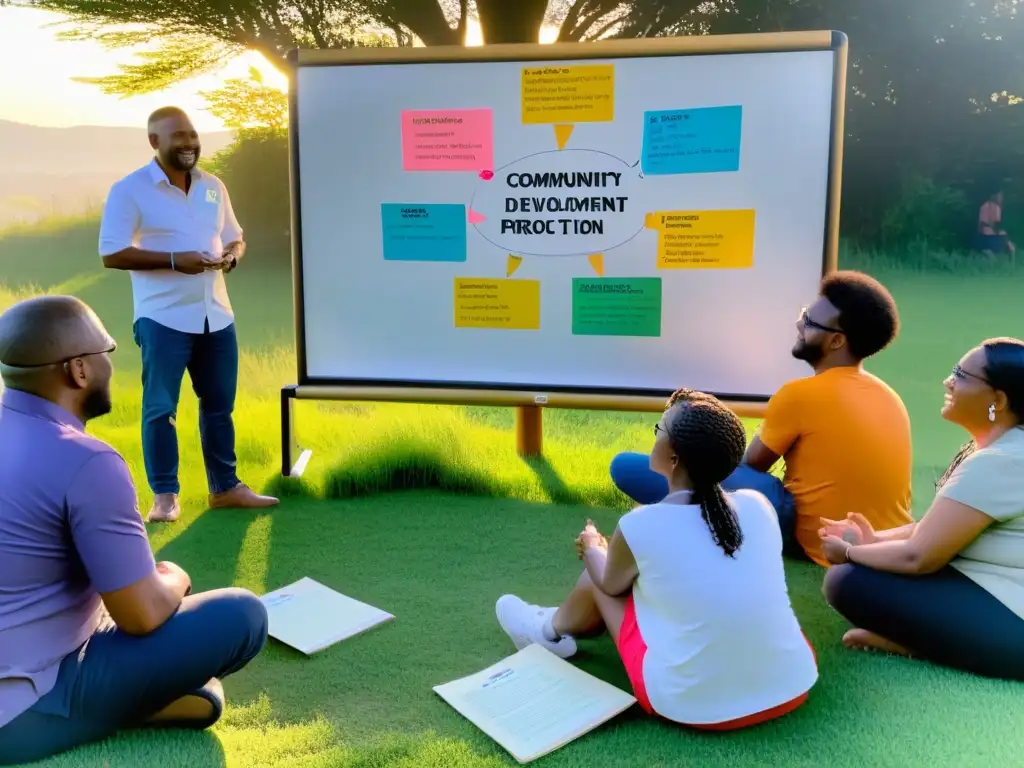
[381,203,467,261]
[641,106,742,175]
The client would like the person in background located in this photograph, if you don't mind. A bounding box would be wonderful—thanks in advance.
[494,389,818,731]
[98,105,278,523]
[977,189,1016,259]
[821,338,1024,681]
[0,296,268,766]
[609,271,913,566]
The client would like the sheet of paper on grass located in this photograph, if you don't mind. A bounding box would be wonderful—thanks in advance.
[434,643,636,764]
[259,577,394,655]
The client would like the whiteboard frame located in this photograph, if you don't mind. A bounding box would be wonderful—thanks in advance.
[284,30,848,418]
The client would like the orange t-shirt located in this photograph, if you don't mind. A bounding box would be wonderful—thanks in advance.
[758,366,914,566]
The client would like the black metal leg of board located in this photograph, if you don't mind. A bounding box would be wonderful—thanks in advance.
[280,385,312,478]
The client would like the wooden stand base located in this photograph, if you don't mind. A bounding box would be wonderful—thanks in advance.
[515,405,543,458]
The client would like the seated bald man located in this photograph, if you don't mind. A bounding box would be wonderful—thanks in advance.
[0,296,268,766]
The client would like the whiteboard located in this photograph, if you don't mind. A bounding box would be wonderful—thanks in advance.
[292,41,842,400]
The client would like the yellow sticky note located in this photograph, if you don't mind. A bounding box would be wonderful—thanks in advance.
[454,278,541,330]
[521,65,614,125]
[645,209,756,269]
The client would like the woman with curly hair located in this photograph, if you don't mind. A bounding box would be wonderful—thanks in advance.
[494,389,818,729]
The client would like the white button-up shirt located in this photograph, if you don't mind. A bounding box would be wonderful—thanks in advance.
[98,159,243,334]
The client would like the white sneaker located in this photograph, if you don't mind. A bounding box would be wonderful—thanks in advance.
[495,595,577,659]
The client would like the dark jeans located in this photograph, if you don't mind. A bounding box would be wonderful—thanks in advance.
[609,451,806,560]
[135,317,241,495]
[824,563,1024,680]
[0,588,268,766]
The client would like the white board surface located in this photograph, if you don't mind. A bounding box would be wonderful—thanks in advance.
[293,45,839,398]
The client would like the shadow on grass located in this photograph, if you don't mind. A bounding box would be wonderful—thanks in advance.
[153,507,257,593]
[322,443,496,500]
[31,727,227,768]
[523,455,586,506]
[280,423,628,512]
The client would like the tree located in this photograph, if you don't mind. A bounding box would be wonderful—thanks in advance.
[199,67,292,258]
[19,0,1024,247]
[198,66,289,133]
[22,0,726,96]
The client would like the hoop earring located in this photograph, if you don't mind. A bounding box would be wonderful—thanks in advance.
[989,404,997,423]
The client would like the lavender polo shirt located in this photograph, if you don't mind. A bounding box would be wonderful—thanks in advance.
[0,389,156,728]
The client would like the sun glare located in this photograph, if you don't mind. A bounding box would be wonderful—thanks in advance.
[0,6,557,130]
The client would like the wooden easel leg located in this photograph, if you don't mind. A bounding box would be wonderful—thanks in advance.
[515,405,543,458]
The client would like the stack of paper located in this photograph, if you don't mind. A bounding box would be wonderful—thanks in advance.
[259,577,394,655]
[433,643,636,764]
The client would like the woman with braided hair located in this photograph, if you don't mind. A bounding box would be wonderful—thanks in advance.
[495,389,818,729]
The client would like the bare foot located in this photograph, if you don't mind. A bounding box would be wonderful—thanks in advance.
[843,628,913,658]
[146,493,181,523]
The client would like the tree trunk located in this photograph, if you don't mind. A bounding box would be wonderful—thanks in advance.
[389,1,462,46]
[476,0,550,44]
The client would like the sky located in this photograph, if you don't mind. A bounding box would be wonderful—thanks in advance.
[0,7,287,130]
[0,6,556,131]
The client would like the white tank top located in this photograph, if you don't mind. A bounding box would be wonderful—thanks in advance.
[618,488,818,724]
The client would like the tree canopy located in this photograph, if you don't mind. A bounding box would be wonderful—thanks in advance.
[27,1,743,94]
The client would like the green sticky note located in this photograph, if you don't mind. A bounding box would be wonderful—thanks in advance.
[572,278,662,337]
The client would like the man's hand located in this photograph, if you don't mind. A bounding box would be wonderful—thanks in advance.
[220,240,245,273]
[156,560,192,596]
[172,250,221,275]
[818,512,877,546]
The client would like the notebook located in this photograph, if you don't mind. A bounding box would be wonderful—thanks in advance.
[433,643,636,764]
[259,577,394,655]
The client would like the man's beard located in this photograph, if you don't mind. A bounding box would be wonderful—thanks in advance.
[165,146,200,172]
[792,339,825,366]
[82,386,113,421]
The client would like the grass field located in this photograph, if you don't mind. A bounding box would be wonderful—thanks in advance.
[1,217,1022,767]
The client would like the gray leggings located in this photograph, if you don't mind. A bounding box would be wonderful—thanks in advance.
[0,588,268,766]
[824,563,1024,680]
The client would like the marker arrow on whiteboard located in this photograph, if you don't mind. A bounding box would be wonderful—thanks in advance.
[467,208,487,224]
[554,124,574,150]
[588,253,605,276]
[506,254,523,277]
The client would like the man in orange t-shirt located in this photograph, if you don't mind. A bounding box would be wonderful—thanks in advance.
[609,270,913,567]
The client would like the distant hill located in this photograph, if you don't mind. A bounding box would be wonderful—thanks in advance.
[0,120,234,228]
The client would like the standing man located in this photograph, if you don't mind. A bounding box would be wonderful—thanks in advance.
[98,106,278,522]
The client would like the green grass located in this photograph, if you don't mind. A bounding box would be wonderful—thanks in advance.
[2,215,1023,767]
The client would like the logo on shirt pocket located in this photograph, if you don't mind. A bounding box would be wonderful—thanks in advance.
[206,188,219,204]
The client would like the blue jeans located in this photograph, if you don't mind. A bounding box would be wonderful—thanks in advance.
[135,318,241,495]
[609,452,806,560]
[0,589,268,766]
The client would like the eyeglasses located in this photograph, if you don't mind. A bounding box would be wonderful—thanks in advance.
[4,344,116,369]
[654,423,665,437]
[951,364,988,385]
[799,307,843,334]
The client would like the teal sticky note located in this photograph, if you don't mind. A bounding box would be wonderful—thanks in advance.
[381,203,467,261]
[641,106,742,175]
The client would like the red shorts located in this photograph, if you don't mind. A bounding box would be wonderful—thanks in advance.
[615,595,815,730]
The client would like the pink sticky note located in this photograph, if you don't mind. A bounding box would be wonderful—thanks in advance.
[401,109,494,172]
[467,208,487,224]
